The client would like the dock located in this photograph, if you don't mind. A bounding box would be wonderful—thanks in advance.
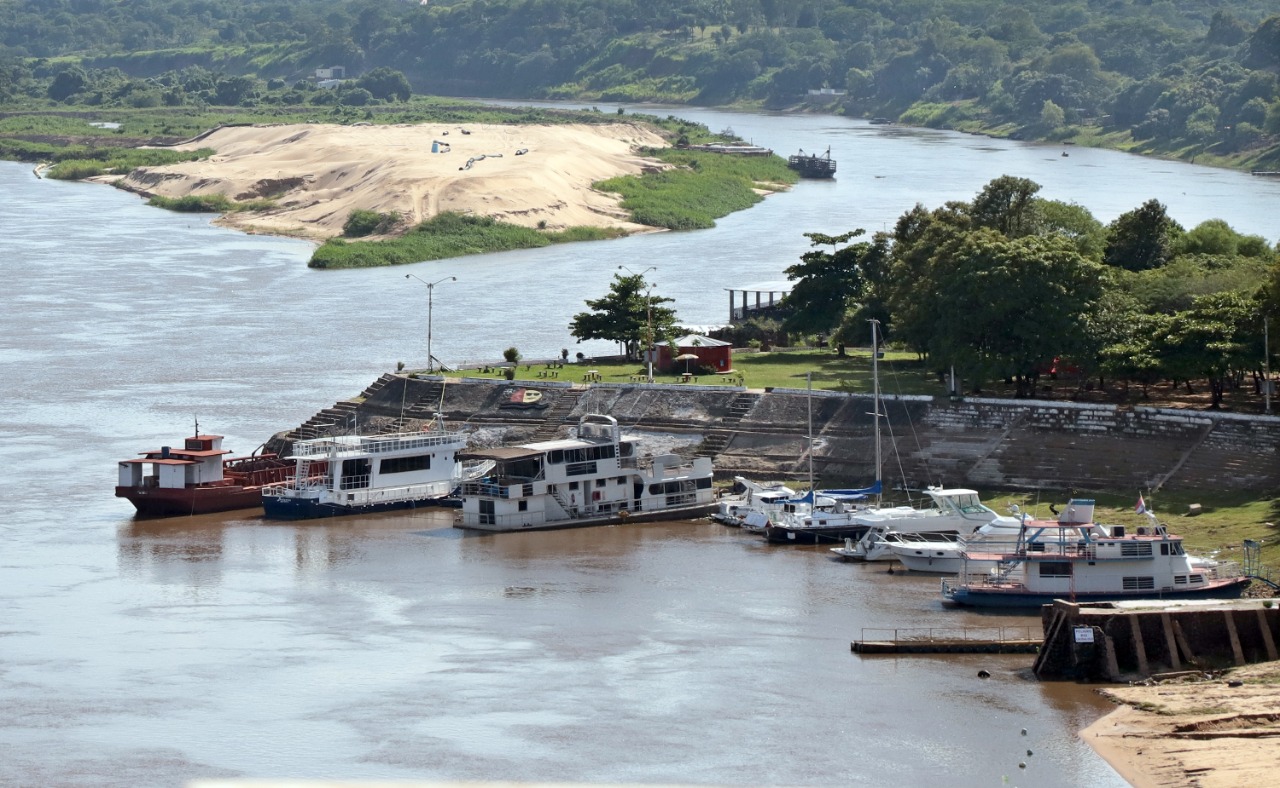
[851,626,1040,654]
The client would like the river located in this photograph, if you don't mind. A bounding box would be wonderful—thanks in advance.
[3,104,1277,786]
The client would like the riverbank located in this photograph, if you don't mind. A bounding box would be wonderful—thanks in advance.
[111,121,671,241]
[1082,660,1280,786]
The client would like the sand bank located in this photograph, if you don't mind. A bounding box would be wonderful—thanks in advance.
[115,122,671,240]
[1081,660,1280,786]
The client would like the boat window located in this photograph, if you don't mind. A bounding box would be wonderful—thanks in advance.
[595,479,607,487]
[619,442,634,457]
[380,454,430,474]
[518,500,528,512]
[615,477,626,485]
[696,477,712,489]
[566,449,585,464]
[568,481,579,490]
[549,450,564,464]
[1173,543,1185,555]
[339,458,371,490]
[1039,562,1072,578]
[1122,576,1156,590]
[1190,574,1204,583]
[1174,575,1187,584]
[1160,543,1169,556]
[1121,542,1153,557]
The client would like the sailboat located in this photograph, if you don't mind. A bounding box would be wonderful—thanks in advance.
[764,320,910,544]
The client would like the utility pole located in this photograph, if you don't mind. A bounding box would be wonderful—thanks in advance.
[618,264,657,382]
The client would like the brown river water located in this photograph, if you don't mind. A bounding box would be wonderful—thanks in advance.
[13,99,1277,786]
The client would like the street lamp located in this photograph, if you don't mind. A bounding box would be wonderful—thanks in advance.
[405,273,457,373]
[618,265,657,383]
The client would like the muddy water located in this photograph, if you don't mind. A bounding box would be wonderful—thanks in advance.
[0,151,1140,787]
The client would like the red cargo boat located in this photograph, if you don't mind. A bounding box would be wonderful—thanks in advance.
[115,424,294,517]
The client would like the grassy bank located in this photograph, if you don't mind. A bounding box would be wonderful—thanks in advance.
[308,212,626,269]
[596,148,797,230]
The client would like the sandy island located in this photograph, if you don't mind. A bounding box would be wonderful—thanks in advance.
[1082,660,1280,786]
[115,121,672,240]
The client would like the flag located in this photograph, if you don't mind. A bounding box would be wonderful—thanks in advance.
[1135,494,1146,514]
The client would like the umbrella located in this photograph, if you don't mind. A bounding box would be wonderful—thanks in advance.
[674,353,700,374]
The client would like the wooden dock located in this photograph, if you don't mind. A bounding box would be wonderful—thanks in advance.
[851,626,1040,655]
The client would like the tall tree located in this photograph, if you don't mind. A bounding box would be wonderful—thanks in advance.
[780,229,871,337]
[569,273,677,360]
[1103,199,1182,271]
[970,175,1042,238]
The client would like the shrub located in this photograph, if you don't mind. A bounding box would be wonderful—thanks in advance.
[148,194,234,212]
[503,347,521,363]
[343,209,399,237]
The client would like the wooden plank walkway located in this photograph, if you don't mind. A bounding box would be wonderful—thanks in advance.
[851,626,1041,655]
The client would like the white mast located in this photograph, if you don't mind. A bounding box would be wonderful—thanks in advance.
[870,319,882,505]
[806,371,814,495]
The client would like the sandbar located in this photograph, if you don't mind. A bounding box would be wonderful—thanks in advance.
[115,122,671,240]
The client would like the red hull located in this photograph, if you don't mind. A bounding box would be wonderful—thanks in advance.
[115,484,265,516]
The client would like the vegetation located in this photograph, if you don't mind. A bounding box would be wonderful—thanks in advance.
[569,272,679,360]
[779,175,1279,410]
[596,148,796,230]
[343,209,401,238]
[147,193,275,213]
[2,1,1279,166]
[308,212,624,269]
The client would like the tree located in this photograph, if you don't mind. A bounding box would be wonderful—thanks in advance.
[1158,292,1260,408]
[1103,199,1182,271]
[356,67,411,101]
[1040,99,1065,130]
[971,175,1042,238]
[780,230,873,337]
[927,230,1105,396]
[569,273,677,360]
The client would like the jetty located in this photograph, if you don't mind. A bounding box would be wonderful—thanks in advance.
[851,626,1040,654]
[1032,598,1280,681]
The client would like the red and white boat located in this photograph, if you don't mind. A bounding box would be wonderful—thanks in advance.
[116,425,294,517]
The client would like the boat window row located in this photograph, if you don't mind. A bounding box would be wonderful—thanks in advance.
[380,454,431,475]
[648,478,713,496]
[1160,542,1185,555]
[1173,574,1205,585]
[1119,542,1154,557]
[1122,576,1156,590]
[566,478,628,490]
[1038,562,1072,578]
[548,445,616,464]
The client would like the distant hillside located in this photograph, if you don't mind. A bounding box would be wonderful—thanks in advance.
[2,0,1279,167]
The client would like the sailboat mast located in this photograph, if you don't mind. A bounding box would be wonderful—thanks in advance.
[806,371,814,493]
[870,319,882,505]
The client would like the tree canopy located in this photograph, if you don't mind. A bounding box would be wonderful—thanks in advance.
[569,272,677,360]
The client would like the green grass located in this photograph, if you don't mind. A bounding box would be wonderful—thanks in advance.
[42,146,214,178]
[308,212,622,269]
[147,193,276,213]
[595,147,797,230]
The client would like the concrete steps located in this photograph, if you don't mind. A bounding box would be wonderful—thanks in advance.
[529,389,587,441]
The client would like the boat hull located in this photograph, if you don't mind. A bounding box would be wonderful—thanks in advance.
[115,485,263,517]
[942,577,1251,608]
[765,523,870,545]
[262,493,458,520]
[457,502,717,533]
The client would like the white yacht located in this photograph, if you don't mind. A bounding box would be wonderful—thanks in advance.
[830,488,1020,561]
[457,414,715,532]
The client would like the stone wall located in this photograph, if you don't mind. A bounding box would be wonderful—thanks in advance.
[275,375,1280,493]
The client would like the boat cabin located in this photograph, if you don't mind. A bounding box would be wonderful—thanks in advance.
[118,434,231,490]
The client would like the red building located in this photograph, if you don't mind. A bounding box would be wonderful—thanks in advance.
[655,334,733,373]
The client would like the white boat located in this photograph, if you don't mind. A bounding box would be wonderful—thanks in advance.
[830,488,1020,562]
[890,499,1088,573]
[831,530,962,562]
[262,419,472,519]
[941,502,1249,608]
[711,477,796,525]
[456,414,715,532]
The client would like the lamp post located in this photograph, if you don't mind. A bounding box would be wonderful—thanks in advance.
[405,273,457,373]
[618,264,656,382]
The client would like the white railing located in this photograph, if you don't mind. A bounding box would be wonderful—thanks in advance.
[292,430,465,458]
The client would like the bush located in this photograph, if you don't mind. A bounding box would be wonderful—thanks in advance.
[343,209,400,237]
[503,347,521,363]
[148,194,234,212]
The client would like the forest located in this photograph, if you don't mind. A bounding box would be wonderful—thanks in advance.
[1,1,1279,167]
[768,175,1279,407]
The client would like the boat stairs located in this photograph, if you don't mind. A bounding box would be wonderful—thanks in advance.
[851,626,1040,654]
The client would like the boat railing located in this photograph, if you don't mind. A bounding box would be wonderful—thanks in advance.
[858,626,1037,644]
[291,430,465,458]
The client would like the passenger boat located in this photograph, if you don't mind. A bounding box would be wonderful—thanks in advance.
[828,488,1019,561]
[456,414,715,532]
[786,147,836,178]
[115,423,293,517]
[941,502,1248,608]
[261,420,471,520]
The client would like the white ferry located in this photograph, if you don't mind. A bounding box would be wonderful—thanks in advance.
[262,422,471,520]
[941,501,1248,608]
[457,414,715,532]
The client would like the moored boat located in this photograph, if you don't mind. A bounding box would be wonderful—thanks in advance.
[456,414,715,532]
[116,425,293,517]
[941,503,1248,608]
[829,487,1020,561]
[261,420,471,520]
[787,147,836,178]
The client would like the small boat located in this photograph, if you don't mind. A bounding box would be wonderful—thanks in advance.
[829,488,1020,561]
[116,422,293,517]
[711,477,796,525]
[832,530,962,562]
[941,502,1249,608]
[869,117,892,125]
[787,147,836,179]
[456,414,715,532]
[261,418,472,520]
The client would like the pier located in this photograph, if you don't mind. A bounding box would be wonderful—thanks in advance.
[851,626,1040,654]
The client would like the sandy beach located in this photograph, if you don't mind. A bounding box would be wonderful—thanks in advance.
[1082,660,1280,786]
[114,122,672,240]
